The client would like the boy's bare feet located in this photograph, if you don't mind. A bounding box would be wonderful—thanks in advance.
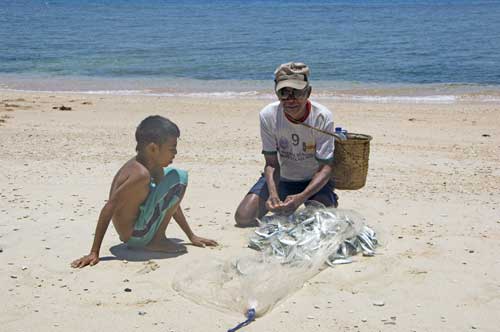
[144,237,187,253]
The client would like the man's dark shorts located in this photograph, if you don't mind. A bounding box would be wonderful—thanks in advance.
[248,176,338,207]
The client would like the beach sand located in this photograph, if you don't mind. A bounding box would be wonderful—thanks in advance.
[1,91,499,332]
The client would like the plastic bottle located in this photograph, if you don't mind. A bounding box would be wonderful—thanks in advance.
[335,127,347,140]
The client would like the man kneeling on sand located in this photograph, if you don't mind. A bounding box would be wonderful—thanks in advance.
[234,62,338,227]
[72,115,217,268]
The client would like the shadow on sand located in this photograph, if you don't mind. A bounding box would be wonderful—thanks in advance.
[101,238,187,262]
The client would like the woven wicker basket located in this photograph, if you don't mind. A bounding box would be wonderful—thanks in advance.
[331,133,372,190]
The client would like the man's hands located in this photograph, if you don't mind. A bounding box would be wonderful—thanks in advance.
[71,252,99,268]
[189,235,218,248]
[281,194,305,214]
[266,194,305,215]
[265,195,283,211]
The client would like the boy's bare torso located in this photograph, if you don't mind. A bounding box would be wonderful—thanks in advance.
[109,158,151,242]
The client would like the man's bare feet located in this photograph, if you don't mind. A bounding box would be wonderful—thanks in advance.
[144,237,187,253]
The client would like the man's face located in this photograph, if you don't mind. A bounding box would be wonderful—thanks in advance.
[157,136,178,167]
[277,87,310,118]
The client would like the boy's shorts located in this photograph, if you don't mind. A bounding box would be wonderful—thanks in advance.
[248,176,338,207]
[127,167,188,248]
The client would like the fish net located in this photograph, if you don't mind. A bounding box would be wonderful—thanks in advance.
[173,206,376,317]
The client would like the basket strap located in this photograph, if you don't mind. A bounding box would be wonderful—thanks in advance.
[297,122,344,141]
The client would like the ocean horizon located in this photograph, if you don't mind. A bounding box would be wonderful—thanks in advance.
[1,0,500,102]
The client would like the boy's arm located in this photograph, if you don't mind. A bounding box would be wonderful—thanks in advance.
[71,171,149,268]
[173,206,218,247]
[71,201,114,268]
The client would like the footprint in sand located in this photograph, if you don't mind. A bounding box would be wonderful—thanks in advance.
[1,99,33,111]
[1,98,26,103]
[0,114,11,124]
[3,103,21,108]
[136,260,160,275]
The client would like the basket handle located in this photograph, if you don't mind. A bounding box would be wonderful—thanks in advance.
[297,122,345,141]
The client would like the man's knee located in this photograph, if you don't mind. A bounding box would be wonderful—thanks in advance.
[234,193,265,227]
[234,209,258,227]
[234,206,259,227]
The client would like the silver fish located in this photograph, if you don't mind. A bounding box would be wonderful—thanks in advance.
[358,233,375,251]
[248,207,377,267]
[255,224,279,238]
[278,233,298,246]
[326,257,353,267]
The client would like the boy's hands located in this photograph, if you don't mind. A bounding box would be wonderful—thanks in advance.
[189,235,218,248]
[71,252,99,268]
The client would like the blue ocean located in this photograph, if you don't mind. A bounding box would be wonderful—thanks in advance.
[1,0,500,101]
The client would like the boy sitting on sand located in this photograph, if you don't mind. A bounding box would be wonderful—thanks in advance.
[71,115,217,268]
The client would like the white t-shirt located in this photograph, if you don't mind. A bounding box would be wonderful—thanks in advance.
[260,100,334,181]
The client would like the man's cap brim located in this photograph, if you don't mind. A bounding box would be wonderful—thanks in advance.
[275,80,308,92]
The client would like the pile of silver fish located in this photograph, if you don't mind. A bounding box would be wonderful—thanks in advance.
[248,207,378,267]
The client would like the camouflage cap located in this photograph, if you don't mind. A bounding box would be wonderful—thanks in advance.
[274,62,310,92]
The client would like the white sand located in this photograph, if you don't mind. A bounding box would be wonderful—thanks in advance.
[1,91,499,331]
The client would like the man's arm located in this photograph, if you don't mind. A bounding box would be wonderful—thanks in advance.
[263,153,284,212]
[281,163,333,214]
[173,206,218,247]
[71,171,149,268]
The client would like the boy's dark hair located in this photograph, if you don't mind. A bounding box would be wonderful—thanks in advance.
[135,115,180,152]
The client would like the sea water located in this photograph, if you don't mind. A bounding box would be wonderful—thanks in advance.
[1,0,500,102]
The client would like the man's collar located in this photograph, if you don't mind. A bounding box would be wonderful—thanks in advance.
[284,100,311,124]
